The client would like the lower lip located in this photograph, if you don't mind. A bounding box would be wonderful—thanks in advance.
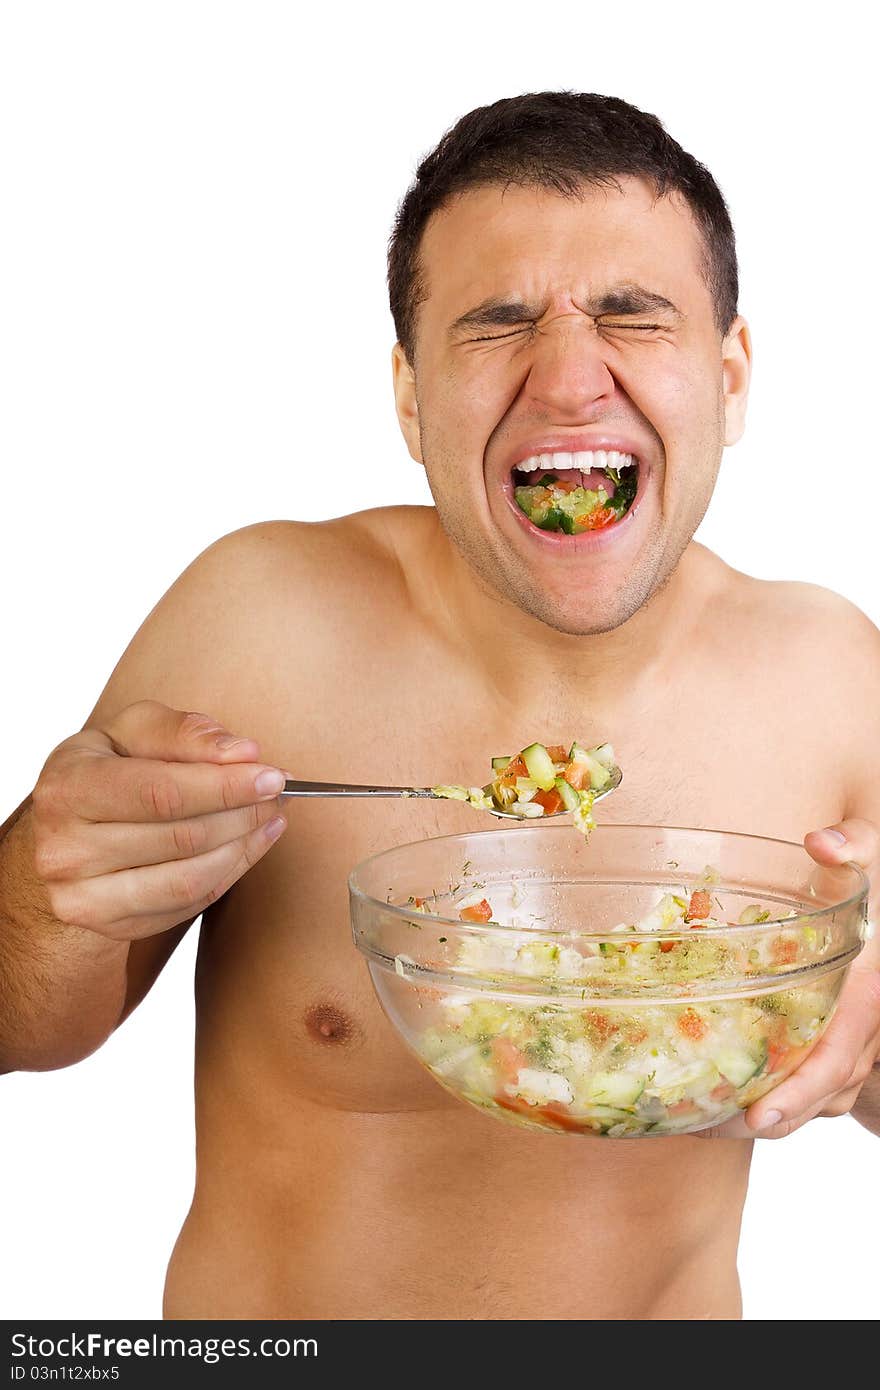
[500,463,653,553]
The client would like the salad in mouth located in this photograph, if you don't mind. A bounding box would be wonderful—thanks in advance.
[512,450,638,534]
[431,739,615,832]
[404,881,845,1137]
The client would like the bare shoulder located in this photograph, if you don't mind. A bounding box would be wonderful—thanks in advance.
[720,565,880,675]
[713,561,880,810]
[80,511,409,749]
[221,506,431,587]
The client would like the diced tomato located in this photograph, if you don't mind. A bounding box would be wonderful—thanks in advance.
[533,787,564,814]
[540,1101,586,1132]
[412,896,426,909]
[771,937,798,965]
[766,1044,788,1074]
[686,890,712,922]
[563,761,591,790]
[498,754,528,785]
[495,1092,583,1133]
[575,506,617,530]
[584,1010,618,1043]
[710,1080,736,1102]
[659,940,676,953]
[765,1021,808,1075]
[667,1098,700,1116]
[459,898,493,923]
[551,479,578,494]
[491,1037,527,1081]
[677,1007,708,1041]
[773,1044,809,1078]
[624,1024,649,1044]
[545,744,568,762]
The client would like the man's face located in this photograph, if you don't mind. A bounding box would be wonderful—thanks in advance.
[392,177,750,635]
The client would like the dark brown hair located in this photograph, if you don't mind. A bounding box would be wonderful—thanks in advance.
[387,91,738,365]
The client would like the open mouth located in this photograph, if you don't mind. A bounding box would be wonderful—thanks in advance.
[510,451,640,535]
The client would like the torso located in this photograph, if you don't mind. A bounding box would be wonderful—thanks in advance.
[162,508,845,1320]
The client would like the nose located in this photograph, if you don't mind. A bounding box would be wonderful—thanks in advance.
[524,313,616,418]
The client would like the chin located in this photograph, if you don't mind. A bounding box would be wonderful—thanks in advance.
[503,585,653,636]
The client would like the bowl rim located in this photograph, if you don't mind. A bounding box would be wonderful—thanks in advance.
[348,821,870,938]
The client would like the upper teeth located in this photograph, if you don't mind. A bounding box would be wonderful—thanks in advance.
[514,450,637,473]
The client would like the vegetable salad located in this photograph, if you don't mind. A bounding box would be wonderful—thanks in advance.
[408,884,842,1136]
[432,739,614,833]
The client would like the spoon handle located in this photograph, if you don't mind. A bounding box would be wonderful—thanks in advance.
[280,780,436,799]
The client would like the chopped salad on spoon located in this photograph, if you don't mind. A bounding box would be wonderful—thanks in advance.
[431,739,615,833]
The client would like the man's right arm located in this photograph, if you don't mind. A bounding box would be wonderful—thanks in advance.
[0,786,199,1072]
[0,522,300,1073]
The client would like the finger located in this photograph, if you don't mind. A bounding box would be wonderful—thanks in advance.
[819,1083,864,1118]
[102,701,264,764]
[39,746,286,825]
[48,811,288,940]
[744,965,880,1131]
[803,818,880,871]
[35,798,284,880]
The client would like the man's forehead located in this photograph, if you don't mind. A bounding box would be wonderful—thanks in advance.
[419,178,706,321]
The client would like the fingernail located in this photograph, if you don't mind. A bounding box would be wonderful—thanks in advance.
[760,1109,783,1129]
[255,769,285,796]
[216,734,254,751]
[822,828,846,844]
[263,815,287,842]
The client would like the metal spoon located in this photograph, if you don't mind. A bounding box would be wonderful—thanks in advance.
[280,764,622,821]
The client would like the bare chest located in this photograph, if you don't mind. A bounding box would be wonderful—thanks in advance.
[195,618,840,1116]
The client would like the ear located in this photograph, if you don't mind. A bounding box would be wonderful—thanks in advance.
[391,342,423,464]
[722,315,752,446]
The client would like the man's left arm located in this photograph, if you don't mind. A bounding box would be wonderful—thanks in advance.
[700,592,880,1141]
[739,818,880,1139]
[745,590,880,1140]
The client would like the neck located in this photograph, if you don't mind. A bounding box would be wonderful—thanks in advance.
[417,512,716,712]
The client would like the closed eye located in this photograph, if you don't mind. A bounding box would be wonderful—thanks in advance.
[470,327,532,342]
[471,321,668,342]
[600,322,665,332]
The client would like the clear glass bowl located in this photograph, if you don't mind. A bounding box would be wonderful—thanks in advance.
[350,824,868,1137]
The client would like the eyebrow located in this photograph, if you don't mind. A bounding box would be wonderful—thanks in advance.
[448,284,683,335]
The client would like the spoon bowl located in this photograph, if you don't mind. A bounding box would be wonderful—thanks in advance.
[484,762,623,819]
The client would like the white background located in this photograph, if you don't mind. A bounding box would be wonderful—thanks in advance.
[1,0,877,1322]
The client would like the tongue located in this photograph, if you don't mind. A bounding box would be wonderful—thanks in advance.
[539,466,615,498]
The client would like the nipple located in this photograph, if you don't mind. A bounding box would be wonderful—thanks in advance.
[304,1002,356,1045]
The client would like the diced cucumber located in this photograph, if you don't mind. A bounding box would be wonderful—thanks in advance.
[536,507,565,530]
[584,753,611,790]
[714,1046,766,1089]
[581,1105,641,1125]
[650,1060,719,1105]
[568,742,613,786]
[491,756,512,772]
[738,904,771,925]
[554,776,580,812]
[515,777,539,793]
[521,742,557,791]
[590,743,615,769]
[584,1071,646,1108]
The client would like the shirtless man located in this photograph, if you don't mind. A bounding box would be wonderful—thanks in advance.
[2,91,879,1322]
